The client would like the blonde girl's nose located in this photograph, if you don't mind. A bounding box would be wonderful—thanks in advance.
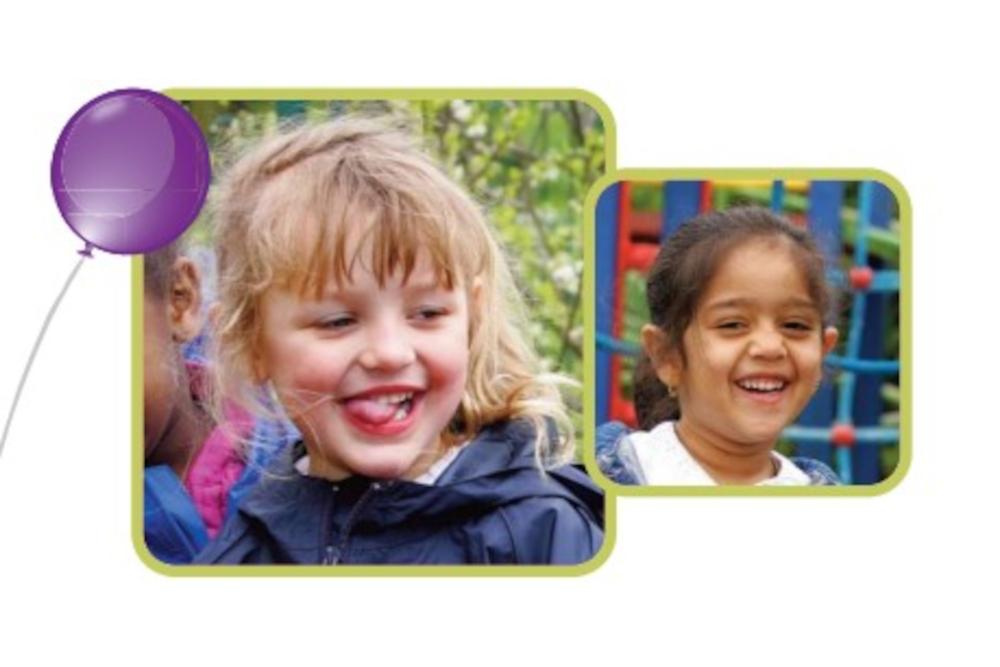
[358,322,416,371]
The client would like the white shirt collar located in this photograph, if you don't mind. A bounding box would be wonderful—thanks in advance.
[293,443,466,486]
[625,421,810,486]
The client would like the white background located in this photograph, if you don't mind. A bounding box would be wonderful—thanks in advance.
[0,2,993,665]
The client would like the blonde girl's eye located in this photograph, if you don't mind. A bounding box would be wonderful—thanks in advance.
[411,306,448,322]
[316,314,356,330]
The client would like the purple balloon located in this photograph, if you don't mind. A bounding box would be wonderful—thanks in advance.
[51,89,210,255]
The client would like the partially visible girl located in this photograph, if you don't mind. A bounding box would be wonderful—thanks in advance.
[143,243,294,563]
[597,207,840,486]
[195,118,603,565]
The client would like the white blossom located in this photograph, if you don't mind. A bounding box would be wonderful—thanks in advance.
[568,326,583,348]
[450,100,472,122]
[551,263,579,293]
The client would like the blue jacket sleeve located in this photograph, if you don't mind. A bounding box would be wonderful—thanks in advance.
[144,465,209,565]
[595,421,645,485]
[494,497,603,565]
[791,456,842,486]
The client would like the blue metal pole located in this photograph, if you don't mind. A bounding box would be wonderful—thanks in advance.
[852,181,895,483]
[663,181,702,239]
[798,181,844,466]
[595,183,621,426]
[771,180,786,212]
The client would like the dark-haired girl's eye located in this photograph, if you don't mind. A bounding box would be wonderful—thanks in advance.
[784,320,815,332]
[717,321,746,331]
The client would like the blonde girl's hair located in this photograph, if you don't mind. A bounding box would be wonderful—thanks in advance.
[211,116,575,468]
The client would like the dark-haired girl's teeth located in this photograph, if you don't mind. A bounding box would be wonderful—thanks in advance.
[738,380,786,392]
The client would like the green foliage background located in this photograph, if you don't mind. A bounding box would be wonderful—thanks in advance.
[180,98,607,438]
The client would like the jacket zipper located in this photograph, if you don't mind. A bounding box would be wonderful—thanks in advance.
[323,481,389,565]
[321,484,339,565]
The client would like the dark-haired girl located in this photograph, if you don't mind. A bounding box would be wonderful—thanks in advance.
[598,207,841,486]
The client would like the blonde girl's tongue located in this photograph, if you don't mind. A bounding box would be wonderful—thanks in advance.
[343,396,411,425]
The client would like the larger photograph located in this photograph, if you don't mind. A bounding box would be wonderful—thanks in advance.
[136,91,614,573]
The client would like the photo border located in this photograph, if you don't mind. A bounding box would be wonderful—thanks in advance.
[132,88,618,577]
[582,168,911,497]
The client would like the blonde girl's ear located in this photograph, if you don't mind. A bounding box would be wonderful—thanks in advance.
[470,276,483,313]
[250,352,268,384]
[168,257,203,343]
[466,276,484,338]
[822,326,839,355]
[639,323,681,389]
[249,331,272,384]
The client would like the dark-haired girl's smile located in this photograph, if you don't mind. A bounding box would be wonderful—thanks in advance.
[670,238,838,454]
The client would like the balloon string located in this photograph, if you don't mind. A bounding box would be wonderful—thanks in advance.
[0,253,89,458]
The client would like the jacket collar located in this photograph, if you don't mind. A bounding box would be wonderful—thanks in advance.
[237,420,602,548]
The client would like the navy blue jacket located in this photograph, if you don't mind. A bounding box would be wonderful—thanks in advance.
[195,422,604,565]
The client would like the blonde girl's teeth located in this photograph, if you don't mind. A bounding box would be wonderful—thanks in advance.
[372,392,413,404]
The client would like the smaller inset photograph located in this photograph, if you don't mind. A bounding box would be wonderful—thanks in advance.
[590,172,908,491]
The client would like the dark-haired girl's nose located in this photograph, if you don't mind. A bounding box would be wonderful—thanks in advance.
[748,329,787,360]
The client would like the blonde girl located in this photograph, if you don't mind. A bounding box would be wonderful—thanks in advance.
[196,117,602,565]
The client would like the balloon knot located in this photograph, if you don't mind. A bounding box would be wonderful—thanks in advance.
[78,242,94,258]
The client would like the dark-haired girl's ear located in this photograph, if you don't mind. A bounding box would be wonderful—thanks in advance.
[168,257,203,343]
[822,326,839,354]
[640,324,682,388]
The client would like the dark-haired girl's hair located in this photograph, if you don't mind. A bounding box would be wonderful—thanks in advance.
[143,241,182,300]
[633,206,833,430]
